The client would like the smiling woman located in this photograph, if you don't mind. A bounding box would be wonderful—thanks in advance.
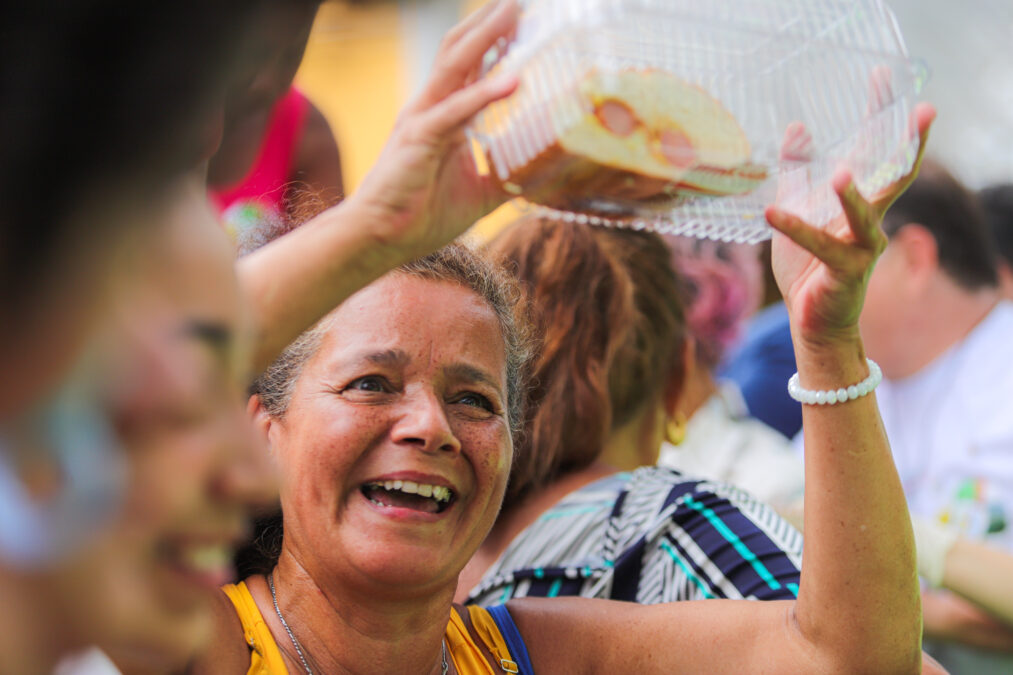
[238,245,529,583]
[258,248,526,597]
[192,104,942,668]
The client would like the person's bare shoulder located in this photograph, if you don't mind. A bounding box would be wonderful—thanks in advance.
[182,588,251,675]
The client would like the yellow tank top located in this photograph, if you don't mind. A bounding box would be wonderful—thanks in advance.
[222,581,524,675]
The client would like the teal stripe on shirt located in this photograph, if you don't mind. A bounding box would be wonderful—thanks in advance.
[661,539,716,599]
[684,495,782,591]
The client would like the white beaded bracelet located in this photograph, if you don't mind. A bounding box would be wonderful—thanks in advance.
[787,358,882,405]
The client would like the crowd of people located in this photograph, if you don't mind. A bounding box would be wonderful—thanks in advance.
[2,1,1010,673]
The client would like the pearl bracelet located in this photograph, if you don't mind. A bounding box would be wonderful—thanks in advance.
[787,358,882,405]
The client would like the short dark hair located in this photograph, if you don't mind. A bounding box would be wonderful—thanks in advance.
[881,160,997,289]
[978,183,1013,269]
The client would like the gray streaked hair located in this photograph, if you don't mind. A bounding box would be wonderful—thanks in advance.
[252,242,531,438]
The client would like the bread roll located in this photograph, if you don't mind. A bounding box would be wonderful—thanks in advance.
[495,68,766,216]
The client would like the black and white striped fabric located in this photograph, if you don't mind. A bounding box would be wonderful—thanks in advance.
[468,466,802,606]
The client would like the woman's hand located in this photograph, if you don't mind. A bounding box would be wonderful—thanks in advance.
[347,0,520,259]
[766,103,936,348]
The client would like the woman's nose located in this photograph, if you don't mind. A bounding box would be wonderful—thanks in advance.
[391,392,461,454]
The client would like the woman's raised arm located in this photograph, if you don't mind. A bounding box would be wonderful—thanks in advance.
[238,0,520,372]
[511,104,937,673]
[765,102,936,671]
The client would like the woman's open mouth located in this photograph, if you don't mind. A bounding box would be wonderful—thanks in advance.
[361,480,456,514]
[157,539,236,591]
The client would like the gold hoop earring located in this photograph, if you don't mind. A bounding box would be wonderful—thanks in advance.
[665,413,688,446]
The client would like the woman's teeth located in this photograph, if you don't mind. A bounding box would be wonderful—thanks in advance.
[181,544,232,573]
[363,481,455,513]
[375,480,452,503]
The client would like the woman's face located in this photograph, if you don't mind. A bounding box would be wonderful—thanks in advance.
[264,275,512,593]
[55,180,275,668]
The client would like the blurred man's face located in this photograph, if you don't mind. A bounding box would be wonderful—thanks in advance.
[859,238,907,376]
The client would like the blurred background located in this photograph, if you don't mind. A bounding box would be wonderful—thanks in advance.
[296,0,1013,235]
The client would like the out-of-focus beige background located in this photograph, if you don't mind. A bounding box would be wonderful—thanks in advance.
[296,0,1013,237]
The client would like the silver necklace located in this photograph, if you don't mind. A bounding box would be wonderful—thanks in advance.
[267,573,449,675]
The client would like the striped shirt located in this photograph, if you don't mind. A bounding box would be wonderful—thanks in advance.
[467,466,802,605]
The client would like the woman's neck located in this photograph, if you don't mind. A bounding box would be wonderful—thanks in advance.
[678,359,719,421]
[251,551,454,675]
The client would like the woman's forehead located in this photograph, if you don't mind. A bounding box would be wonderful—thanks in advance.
[340,275,496,326]
[320,276,507,373]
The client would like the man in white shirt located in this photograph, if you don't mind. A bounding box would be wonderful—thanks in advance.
[803,161,1013,671]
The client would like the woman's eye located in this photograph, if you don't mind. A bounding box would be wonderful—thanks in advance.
[345,376,388,393]
[455,392,494,412]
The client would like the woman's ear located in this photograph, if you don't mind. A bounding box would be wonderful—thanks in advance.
[247,394,278,450]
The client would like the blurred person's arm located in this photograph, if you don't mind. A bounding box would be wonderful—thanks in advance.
[240,1,520,372]
[916,514,1013,633]
[923,590,1013,652]
[943,538,1013,628]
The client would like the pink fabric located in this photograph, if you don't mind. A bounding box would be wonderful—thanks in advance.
[210,87,311,215]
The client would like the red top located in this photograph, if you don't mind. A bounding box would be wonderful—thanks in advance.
[210,87,311,222]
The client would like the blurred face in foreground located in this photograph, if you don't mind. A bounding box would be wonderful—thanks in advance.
[53,180,275,668]
[263,275,512,593]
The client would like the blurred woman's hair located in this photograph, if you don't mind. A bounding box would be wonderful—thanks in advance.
[485,217,688,504]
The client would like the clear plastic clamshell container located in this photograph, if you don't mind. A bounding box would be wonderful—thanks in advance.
[468,0,927,242]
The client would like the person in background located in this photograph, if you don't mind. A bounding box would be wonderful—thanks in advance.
[658,238,803,513]
[206,0,345,251]
[719,298,800,439]
[461,218,803,609]
[979,183,1013,301]
[914,516,1013,630]
[800,159,1013,671]
[211,87,344,253]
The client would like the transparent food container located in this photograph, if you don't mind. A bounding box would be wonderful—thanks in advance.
[468,0,927,242]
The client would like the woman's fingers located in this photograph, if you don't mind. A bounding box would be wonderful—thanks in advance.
[873,102,936,211]
[832,169,884,250]
[766,205,855,271]
[779,121,813,162]
[865,65,895,116]
[439,0,503,52]
[414,71,518,145]
[415,0,519,112]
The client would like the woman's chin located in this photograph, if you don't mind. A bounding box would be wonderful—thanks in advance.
[342,540,466,594]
